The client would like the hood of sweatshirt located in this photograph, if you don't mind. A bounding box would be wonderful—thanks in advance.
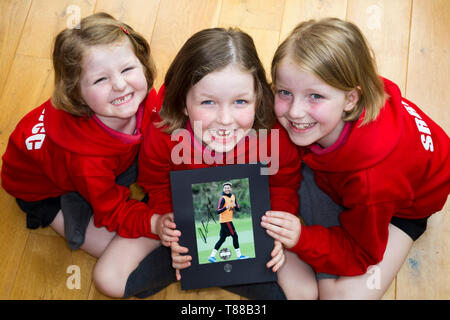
[44,89,159,156]
[302,78,404,172]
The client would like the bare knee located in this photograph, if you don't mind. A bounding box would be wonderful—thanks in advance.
[287,284,318,300]
[93,260,127,298]
[282,279,318,300]
[318,279,347,300]
[278,251,319,300]
[318,279,383,300]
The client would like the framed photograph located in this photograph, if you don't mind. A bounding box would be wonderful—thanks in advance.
[170,163,277,290]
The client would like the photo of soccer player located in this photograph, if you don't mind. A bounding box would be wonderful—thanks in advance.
[192,178,256,265]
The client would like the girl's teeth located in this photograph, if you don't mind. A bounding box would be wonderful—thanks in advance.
[112,93,132,105]
[216,129,232,137]
[291,121,315,129]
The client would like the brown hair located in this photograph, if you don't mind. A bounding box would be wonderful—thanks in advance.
[159,27,275,133]
[271,18,386,125]
[51,12,155,117]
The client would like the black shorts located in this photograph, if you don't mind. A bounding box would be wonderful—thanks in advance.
[390,216,428,241]
[16,196,61,229]
[220,221,237,237]
[14,157,141,230]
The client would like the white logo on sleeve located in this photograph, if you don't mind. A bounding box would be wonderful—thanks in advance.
[25,108,46,150]
[401,101,434,152]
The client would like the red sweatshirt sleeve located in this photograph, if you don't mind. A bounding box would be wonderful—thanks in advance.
[267,124,302,214]
[291,201,397,276]
[69,157,159,239]
[137,122,175,215]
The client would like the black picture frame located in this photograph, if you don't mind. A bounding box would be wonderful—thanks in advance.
[170,163,277,290]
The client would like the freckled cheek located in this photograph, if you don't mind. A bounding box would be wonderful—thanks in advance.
[136,72,149,91]
[274,97,289,118]
[234,108,255,130]
[188,109,216,131]
[307,107,328,125]
[125,71,147,91]
[82,88,108,107]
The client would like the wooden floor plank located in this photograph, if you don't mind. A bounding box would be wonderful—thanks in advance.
[396,0,450,299]
[0,192,30,299]
[94,0,160,42]
[346,0,412,91]
[219,0,285,32]
[397,0,450,299]
[397,206,450,299]
[149,0,222,89]
[0,54,53,156]
[404,0,450,128]
[0,0,32,97]
[279,0,347,42]
[16,0,96,59]
[10,232,96,299]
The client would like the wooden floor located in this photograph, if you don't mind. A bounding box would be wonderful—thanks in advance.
[0,0,449,300]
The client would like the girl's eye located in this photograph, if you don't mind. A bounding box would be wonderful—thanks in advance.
[93,77,106,85]
[122,67,134,73]
[278,90,292,97]
[310,93,323,100]
[276,89,292,100]
[201,100,215,105]
[234,99,247,105]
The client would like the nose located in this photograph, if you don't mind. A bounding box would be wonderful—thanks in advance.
[288,98,307,119]
[216,105,233,125]
[111,74,127,91]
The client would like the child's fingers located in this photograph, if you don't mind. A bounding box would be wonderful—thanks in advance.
[266,247,283,269]
[266,211,300,227]
[164,218,177,230]
[271,240,283,257]
[171,242,189,254]
[265,210,292,219]
[166,221,177,230]
[173,261,191,270]
[172,254,192,264]
[267,242,285,271]
[263,211,298,228]
[176,269,181,281]
[161,228,179,242]
[161,240,170,247]
[261,219,290,237]
[163,226,181,237]
[261,215,290,230]
[272,251,285,272]
[167,212,175,220]
[266,255,277,268]
[265,229,292,248]
[161,235,179,245]
[172,254,191,270]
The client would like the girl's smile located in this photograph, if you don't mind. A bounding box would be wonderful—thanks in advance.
[110,92,134,106]
[185,64,256,153]
[289,121,317,131]
[274,57,358,148]
[79,39,148,133]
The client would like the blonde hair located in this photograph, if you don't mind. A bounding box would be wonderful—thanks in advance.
[51,12,155,117]
[159,27,275,133]
[271,18,386,125]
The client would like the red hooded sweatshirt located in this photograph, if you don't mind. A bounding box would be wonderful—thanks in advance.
[1,88,162,239]
[137,86,301,216]
[291,78,450,276]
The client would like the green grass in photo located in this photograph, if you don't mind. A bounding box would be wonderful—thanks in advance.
[195,216,256,264]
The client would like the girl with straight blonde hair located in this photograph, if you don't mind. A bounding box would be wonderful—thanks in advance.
[262,18,449,299]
